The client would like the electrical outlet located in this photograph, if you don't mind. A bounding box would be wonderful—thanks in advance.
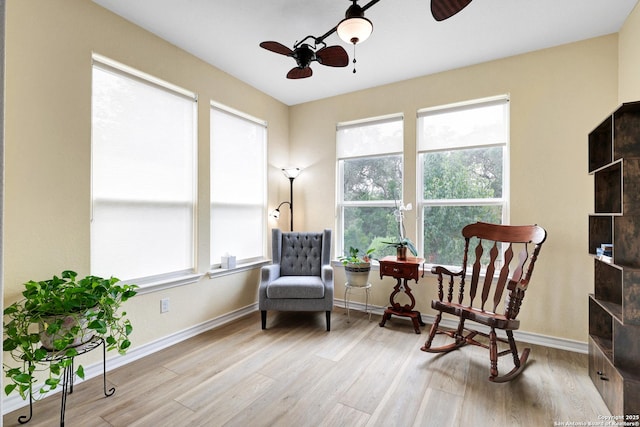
[160,298,169,313]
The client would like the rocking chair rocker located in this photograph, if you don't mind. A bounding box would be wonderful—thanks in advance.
[421,222,547,382]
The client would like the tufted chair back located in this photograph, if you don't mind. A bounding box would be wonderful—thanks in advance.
[273,229,331,276]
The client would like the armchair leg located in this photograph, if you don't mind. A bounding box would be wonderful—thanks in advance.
[326,311,331,332]
[261,311,267,330]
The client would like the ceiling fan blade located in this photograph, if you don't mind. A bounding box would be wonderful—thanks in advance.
[260,41,293,56]
[316,45,349,68]
[286,67,313,79]
[431,0,473,21]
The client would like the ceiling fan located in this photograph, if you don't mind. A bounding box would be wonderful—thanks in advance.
[431,0,473,21]
[260,0,472,79]
[260,0,380,79]
[260,36,349,79]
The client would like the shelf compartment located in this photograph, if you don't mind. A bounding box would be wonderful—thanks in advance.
[589,295,615,340]
[614,320,640,372]
[589,115,612,173]
[588,216,612,255]
[594,161,621,214]
[614,101,640,161]
[595,260,640,325]
[594,259,622,306]
[621,266,640,326]
[614,215,640,268]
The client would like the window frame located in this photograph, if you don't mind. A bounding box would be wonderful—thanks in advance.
[209,101,268,271]
[416,95,510,267]
[90,54,199,290]
[336,114,404,260]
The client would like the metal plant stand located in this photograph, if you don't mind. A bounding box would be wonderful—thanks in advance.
[17,337,115,427]
[344,282,372,322]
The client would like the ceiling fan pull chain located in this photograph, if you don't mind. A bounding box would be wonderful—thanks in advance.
[352,44,357,74]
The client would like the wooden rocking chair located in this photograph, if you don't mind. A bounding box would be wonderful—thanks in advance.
[421,222,547,382]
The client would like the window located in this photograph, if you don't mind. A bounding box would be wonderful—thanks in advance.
[337,115,404,259]
[210,103,266,267]
[417,95,509,266]
[91,56,197,282]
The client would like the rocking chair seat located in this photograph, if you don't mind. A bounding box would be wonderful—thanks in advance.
[431,300,521,330]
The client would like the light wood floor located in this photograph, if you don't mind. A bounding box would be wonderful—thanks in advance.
[4,307,610,427]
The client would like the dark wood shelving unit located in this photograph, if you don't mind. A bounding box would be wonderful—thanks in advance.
[588,101,640,417]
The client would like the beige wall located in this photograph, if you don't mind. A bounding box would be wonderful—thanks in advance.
[3,0,289,366]
[619,2,640,101]
[290,35,620,342]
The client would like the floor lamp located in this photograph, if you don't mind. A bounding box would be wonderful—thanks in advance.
[270,168,301,231]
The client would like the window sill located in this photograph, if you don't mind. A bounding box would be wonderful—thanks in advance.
[132,272,204,295]
[207,259,271,278]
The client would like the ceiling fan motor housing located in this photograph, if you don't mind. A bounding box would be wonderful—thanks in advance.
[293,44,315,68]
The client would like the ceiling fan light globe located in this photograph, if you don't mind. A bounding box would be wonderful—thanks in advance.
[337,17,372,45]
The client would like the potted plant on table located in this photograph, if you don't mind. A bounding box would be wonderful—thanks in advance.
[339,246,375,287]
[3,270,138,400]
[383,201,418,260]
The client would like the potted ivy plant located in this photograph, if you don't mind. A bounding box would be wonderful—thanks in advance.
[339,246,375,287]
[3,270,137,400]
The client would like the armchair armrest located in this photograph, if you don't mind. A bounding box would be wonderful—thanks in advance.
[261,264,281,284]
[321,264,333,283]
[322,264,334,302]
[258,264,281,305]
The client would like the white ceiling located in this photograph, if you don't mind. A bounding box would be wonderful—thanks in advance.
[92,0,638,106]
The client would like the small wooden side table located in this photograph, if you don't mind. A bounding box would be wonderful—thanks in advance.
[378,256,425,334]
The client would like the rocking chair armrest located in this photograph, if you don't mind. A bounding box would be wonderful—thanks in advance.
[430,265,464,278]
[508,278,529,291]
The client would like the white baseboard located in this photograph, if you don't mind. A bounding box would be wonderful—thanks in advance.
[3,300,587,415]
[339,299,589,354]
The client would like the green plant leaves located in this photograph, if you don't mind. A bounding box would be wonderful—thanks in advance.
[76,365,85,379]
[12,373,32,385]
[119,339,131,352]
[2,271,138,399]
[33,348,48,361]
[88,319,107,334]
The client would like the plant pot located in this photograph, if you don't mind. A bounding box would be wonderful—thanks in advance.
[39,312,94,351]
[345,262,371,287]
[397,246,408,261]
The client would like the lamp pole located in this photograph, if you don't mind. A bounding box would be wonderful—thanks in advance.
[288,176,294,231]
[281,167,301,231]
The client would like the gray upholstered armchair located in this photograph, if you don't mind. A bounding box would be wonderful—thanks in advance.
[259,228,334,331]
